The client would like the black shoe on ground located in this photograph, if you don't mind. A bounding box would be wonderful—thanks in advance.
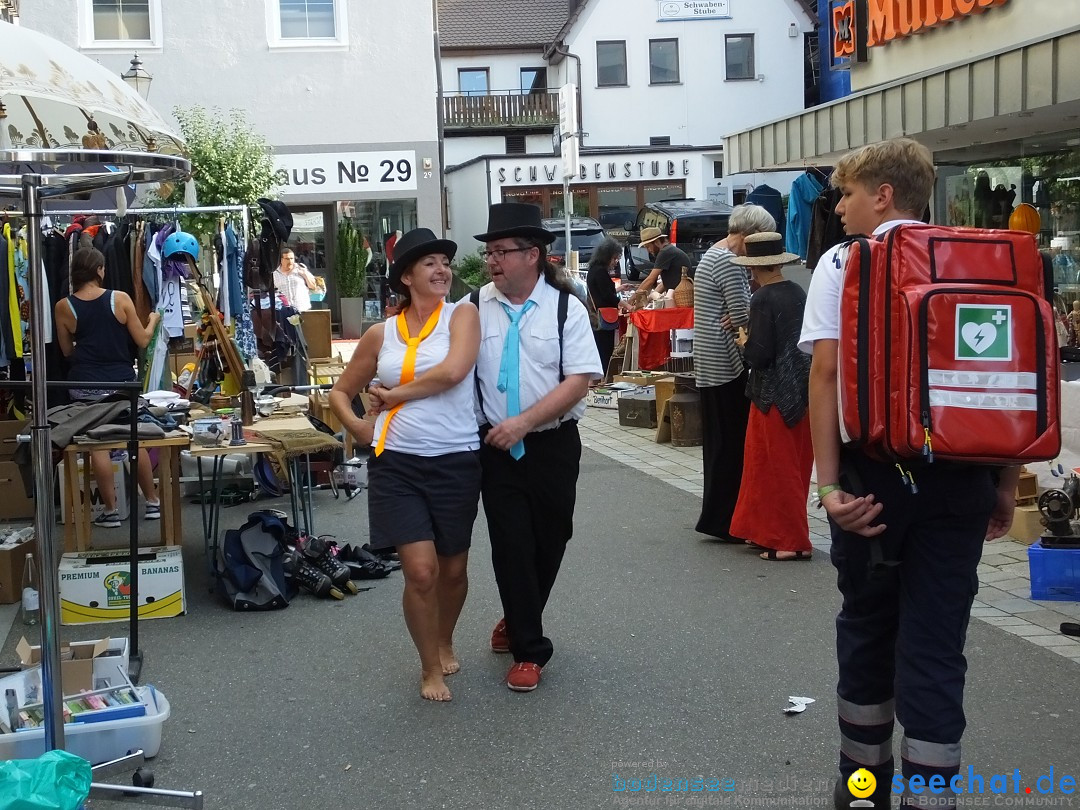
[297,535,359,594]
[283,548,344,600]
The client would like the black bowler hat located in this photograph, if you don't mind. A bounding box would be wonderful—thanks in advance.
[474,202,556,245]
[389,228,458,293]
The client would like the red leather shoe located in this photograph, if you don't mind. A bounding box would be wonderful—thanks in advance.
[506,662,542,692]
[490,618,510,653]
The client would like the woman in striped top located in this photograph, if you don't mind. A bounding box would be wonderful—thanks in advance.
[693,204,776,541]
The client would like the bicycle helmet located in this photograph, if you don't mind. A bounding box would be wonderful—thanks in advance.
[162,231,200,261]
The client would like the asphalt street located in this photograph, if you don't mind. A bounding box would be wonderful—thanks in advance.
[2,444,1079,809]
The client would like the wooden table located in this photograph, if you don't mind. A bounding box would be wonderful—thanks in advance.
[62,435,191,552]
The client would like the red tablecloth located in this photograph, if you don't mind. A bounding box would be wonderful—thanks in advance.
[629,307,694,370]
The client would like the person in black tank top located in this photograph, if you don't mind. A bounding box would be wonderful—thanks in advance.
[54,248,163,529]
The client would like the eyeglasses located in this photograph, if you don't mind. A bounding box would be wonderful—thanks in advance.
[480,247,532,261]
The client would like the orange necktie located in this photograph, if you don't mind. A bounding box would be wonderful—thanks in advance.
[374,303,444,456]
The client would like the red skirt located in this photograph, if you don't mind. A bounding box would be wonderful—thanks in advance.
[729,404,814,553]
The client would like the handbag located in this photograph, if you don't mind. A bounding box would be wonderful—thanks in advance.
[587,290,620,332]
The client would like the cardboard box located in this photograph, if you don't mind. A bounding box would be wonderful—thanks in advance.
[619,391,658,429]
[1008,504,1044,544]
[16,636,116,695]
[614,372,669,386]
[57,456,130,522]
[59,546,186,625]
[0,532,36,605]
[1015,471,1039,504]
[585,386,620,409]
[0,460,35,520]
[0,419,28,459]
[301,309,333,361]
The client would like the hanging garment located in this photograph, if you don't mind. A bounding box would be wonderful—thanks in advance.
[132,221,152,325]
[2,222,23,359]
[806,186,846,269]
[785,172,825,260]
[746,184,786,238]
[225,224,245,321]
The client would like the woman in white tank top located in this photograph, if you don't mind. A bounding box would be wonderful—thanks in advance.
[330,228,480,703]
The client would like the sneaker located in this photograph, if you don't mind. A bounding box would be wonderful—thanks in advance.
[144,501,161,521]
[506,662,542,692]
[490,618,510,654]
[93,510,121,529]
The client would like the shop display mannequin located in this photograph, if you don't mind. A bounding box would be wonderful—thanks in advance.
[1068,300,1080,348]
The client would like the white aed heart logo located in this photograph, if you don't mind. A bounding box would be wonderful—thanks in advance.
[961,322,997,355]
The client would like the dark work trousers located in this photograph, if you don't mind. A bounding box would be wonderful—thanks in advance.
[479,420,582,667]
[831,449,997,808]
[695,372,750,539]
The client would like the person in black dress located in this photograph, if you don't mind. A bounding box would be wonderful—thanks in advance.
[585,237,623,378]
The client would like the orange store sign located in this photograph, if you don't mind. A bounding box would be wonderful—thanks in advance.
[866,0,1010,47]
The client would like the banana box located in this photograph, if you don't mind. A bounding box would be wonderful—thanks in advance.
[58,546,186,625]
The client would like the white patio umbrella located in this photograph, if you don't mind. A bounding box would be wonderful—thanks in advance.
[0,19,183,154]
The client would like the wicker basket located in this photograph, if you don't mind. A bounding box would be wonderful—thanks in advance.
[672,268,694,308]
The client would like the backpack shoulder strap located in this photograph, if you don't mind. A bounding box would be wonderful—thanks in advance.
[557,289,569,383]
[470,288,484,416]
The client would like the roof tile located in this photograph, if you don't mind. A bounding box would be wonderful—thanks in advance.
[438,0,569,49]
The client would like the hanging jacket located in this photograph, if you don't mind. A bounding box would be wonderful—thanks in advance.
[746,184,786,238]
[785,172,824,260]
[806,186,846,270]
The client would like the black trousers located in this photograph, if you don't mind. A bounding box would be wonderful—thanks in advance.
[695,373,750,539]
[831,450,996,806]
[593,329,616,380]
[479,420,581,667]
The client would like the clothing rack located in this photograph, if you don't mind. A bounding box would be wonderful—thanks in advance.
[1,203,252,244]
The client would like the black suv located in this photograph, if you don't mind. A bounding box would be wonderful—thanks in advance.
[542,217,608,268]
[624,199,733,281]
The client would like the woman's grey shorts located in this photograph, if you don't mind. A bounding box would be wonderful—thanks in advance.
[367,449,481,557]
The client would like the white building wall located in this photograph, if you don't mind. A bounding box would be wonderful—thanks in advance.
[446,160,493,247]
[441,52,550,95]
[556,0,811,148]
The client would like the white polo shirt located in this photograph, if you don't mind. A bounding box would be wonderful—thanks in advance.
[465,275,602,430]
[798,219,923,355]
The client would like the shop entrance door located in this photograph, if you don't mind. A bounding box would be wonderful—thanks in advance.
[286,206,333,314]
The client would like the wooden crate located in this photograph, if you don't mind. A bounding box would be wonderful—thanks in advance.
[1016,471,1039,505]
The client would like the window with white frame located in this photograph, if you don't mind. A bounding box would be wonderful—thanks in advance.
[266,0,348,48]
[725,34,755,80]
[78,0,161,49]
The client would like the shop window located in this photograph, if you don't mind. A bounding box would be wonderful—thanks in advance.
[649,38,680,85]
[520,68,547,95]
[78,0,160,49]
[267,0,348,49]
[644,182,686,204]
[713,160,724,179]
[597,186,638,233]
[725,34,755,81]
[458,68,489,97]
[597,41,627,87]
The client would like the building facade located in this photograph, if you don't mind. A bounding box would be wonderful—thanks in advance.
[726,1,1080,284]
[17,0,442,321]
[441,0,817,250]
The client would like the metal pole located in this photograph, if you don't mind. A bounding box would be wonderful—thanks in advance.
[23,172,65,750]
[563,176,572,275]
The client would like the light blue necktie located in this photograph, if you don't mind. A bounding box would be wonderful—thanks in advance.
[498,300,536,459]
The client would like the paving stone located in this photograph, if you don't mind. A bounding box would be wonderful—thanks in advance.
[1027,635,1080,648]
[970,606,1007,618]
[980,616,1031,626]
[1018,609,1079,630]
[1001,623,1060,637]
[979,597,1044,613]
[996,561,1031,576]
[978,569,1021,584]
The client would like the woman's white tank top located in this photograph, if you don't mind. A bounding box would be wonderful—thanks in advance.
[372,301,479,456]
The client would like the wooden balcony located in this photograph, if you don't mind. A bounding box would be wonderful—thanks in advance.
[441,92,560,131]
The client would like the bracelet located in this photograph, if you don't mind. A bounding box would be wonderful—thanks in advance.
[817,484,843,500]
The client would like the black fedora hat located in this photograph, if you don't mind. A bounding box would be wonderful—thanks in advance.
[474,202,556,245]
[389,228,458,293]
[257,198,293,242]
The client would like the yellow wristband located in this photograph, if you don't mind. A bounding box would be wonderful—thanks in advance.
[817,484,843,500]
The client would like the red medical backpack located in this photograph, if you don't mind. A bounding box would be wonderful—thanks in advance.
[838,223,1060,465]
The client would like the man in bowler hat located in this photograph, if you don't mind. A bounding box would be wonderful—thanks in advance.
[467,202,602,692]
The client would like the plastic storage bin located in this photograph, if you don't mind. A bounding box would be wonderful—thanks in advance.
[0,687,170,765]
[1027,540,1080,601]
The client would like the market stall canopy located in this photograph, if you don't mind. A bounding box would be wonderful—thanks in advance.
[0,20,183,154]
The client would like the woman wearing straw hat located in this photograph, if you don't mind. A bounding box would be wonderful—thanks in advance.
[330,228,481,702]
[729,232,814,561]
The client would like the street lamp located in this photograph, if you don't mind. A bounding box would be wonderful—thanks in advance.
[121,52,153,100]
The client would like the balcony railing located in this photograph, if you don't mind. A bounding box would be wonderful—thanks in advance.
[441,91,559,130]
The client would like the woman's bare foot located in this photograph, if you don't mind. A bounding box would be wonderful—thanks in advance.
[440,646,460,676]
[420,671,451,701]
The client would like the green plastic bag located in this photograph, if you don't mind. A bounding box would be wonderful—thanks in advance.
[0,750,91,810]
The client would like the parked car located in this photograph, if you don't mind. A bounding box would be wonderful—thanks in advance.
[542,217,609,270]
[623,199,734,281]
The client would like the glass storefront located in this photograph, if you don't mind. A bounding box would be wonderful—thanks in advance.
[935,128,1080,343]
[336,198,418,318]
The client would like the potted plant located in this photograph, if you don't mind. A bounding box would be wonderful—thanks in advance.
[336,220,369,339]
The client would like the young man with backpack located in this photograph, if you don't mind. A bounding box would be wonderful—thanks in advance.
[799,138,1021,809]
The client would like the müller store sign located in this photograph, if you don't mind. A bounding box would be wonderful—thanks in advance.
[831,0,1009,64]
[497,157,692,185]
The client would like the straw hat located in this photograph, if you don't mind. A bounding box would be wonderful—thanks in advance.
[637,226,665,248]
[732,232,800,266]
